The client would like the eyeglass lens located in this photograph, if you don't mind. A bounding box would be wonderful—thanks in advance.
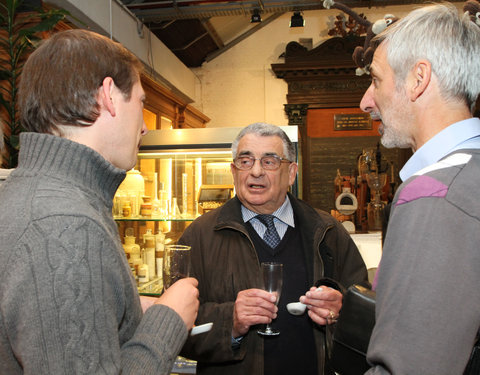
[235,155,283,170]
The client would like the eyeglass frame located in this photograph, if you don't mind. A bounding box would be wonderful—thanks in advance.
[232,154,293,171]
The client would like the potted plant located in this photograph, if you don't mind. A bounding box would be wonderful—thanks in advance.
[0,0,68,168]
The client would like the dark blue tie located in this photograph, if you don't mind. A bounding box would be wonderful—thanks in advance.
[256,214,281,248]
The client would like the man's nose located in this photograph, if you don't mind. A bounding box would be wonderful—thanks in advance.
[250,158,265,176]
[360,83,375,113]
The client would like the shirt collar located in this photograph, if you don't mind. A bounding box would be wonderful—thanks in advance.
[399,118,480,181]
[241,195,295,227]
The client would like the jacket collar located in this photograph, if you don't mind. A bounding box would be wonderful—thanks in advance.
[214,193,333,240]
[214,196,245,231]
[214,192,335,283]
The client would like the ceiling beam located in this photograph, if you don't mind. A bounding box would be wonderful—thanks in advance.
[205,12,283,63]
[202,18,225,49]
[123,0,464,22]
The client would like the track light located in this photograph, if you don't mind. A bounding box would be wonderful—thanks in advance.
[290,12,304,28]
[251,9,262,23]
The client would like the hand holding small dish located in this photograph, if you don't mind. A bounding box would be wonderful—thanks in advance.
[286,287,323,316]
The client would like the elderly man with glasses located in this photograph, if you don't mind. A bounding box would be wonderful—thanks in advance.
[178,122,368,375]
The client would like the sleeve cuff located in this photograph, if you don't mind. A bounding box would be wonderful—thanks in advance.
[231,335,243,349]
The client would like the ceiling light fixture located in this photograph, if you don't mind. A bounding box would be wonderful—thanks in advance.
[251,9,262,23]
[290,12,304,28]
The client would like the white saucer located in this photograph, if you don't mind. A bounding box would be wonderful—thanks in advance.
[190,322,213,336]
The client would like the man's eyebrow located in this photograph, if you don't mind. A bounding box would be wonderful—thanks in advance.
[238,151,279,157]
[263,152,279,157]
[369,64,379,78]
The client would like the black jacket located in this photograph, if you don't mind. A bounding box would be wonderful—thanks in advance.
[179,193,368,375]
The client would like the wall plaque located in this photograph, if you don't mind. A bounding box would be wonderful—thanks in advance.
[334,113,372,131]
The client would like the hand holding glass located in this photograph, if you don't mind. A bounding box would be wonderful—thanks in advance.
[257,262,283,336]
[162,244,191,290]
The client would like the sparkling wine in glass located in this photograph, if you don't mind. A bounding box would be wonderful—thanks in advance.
[162,244,191,290]
[257,262,283,336]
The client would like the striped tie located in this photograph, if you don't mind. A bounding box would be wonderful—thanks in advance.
[256,214,281,248]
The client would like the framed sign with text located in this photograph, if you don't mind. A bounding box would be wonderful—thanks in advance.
[334,114,372,131]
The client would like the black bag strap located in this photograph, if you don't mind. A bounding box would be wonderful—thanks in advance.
[327,284,376,375]
[464,331,480,375]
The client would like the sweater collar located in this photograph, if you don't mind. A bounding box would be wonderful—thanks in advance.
[18,132,126,203]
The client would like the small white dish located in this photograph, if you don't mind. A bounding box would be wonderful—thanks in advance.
[286,287,323,316]
[190,322,213,336]
[286,301,307,315]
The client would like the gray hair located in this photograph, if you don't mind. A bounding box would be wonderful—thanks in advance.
[231,122,296,161]
[374,3,480,111]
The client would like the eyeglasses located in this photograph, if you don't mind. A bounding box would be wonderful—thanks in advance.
[233,155,292,171]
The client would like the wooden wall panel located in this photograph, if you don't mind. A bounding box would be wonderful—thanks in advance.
[307,107,381,138]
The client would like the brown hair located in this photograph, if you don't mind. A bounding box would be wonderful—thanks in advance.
[18,29,143,134]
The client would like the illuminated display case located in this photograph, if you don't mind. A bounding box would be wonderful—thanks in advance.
[114,126,299,295]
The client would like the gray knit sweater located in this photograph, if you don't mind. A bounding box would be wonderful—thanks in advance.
[366,150,480,374]
[0,133,187,374]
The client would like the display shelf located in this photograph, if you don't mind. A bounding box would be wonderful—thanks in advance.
[171,357,197,374]
[114,216,197,222]
[137,277,164,296]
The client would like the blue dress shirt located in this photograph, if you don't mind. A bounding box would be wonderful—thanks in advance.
[400,117,480,181]
[241,195,295,239]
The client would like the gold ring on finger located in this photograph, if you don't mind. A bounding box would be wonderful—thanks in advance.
[328,310,337,323]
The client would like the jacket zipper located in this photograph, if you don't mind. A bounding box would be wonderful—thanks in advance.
[315,224,334,279]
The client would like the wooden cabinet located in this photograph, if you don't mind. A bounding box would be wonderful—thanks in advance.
[141,74,210,130]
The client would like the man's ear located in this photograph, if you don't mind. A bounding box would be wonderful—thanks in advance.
[100,77,116,117]
[409,60,431,102]
[288,162,298,186]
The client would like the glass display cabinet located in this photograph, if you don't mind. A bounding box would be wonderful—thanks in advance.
[114,126,299,295]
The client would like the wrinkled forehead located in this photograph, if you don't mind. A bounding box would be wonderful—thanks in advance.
[369,43,396,81]
[236,134,284,156]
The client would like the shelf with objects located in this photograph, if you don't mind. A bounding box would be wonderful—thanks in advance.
[113,158,235,296]
[330,143,397,282]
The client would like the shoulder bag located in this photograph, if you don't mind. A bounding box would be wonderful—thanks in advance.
[328,284,479,375]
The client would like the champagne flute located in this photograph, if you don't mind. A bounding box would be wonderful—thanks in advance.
[162,244,191,290]
[257,262,283,336]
